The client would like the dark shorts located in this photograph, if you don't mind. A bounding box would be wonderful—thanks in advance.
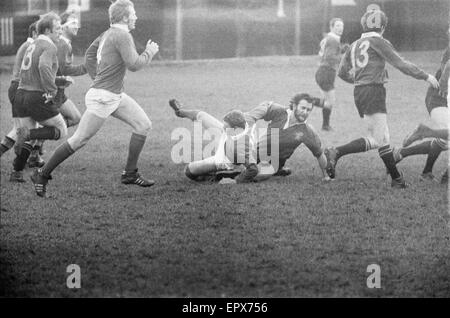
[315,66,336,92]
[14,89,60,122]
[354,84,387,118]
[8,80,19,117]
[425,86,447,114]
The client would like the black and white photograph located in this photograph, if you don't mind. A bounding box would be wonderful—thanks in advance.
[0,0,449,301]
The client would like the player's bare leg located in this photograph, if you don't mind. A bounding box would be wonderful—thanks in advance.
[111,93,154,187]
[31,111,105,197]
[59,99,81,128]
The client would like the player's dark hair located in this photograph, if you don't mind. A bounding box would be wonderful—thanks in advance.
[329,18,343,29]
[28,21,38,38]
[223,110,247,129]
[37,12,60,35]
[289,93,312,110]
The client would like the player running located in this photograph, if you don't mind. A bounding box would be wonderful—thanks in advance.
[325,8,439,188]
[315,18,347,131]
[0,22,38,159]
[169,93,330,183]
[31,0,159,197]
[394,47,449,183]
[9,13,70,183]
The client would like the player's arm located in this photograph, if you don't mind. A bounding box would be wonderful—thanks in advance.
[38,48,58,98]
[439,60,450,98]
[244,101,285,125]
[116,32,158,72]
[12,42,29,80]
[303,125,330,181]
[374,39,438,87]
[337,46,354,84]
[85,35,101,79]
[57,45,87,77]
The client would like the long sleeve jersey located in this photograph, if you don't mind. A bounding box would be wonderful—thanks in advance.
[18,34,58,95]
[338,32,428,86]
[84,24,153,94]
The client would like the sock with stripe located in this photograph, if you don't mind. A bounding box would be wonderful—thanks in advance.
[423,138,446,174]
[335,137,368,160]
[12,142,33,172]
[0,136,15,156]
[41,142,75,177]
[400,140,431,158]
[125,133,147,173]
[30,127,61,140]
[379,145,401,180]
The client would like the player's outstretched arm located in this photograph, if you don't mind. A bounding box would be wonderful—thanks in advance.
[375,39,438,88]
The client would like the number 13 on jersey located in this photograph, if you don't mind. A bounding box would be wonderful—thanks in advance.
[351,40,370,69]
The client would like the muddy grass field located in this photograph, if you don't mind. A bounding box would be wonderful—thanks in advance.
[0,51,449,297]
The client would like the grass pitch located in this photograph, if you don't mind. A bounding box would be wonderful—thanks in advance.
[0,51,449,297]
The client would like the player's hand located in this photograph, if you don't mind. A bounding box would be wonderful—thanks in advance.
[55,76,74,88]
[322,175,332,182]
[146,39,159,56]
[426,74,439,89]
[43,92,55,104]
[340,43,350,54]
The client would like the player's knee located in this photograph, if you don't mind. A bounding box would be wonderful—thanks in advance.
[134,117,152,135]
[58,124,68,140]
[434,138,448,150]
[365,136,379,150]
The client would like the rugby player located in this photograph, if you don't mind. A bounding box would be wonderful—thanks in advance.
[10,13,69,183]
[169,93,330,183]
[0,22,38,158]
[315,18,347,131]
[31,0,159,197]
[326,8,439,188]
[395,47,449,183]
[169,99,259,183]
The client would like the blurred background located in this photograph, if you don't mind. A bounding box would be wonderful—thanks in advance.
[0,0,449,60]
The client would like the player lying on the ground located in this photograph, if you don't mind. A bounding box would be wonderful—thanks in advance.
[168,93,330,183]
[169,99,259,183]
[393,47,449,182]
[326,8,439,189]
[30,0,160,197]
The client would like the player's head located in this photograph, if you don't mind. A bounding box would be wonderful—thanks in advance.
[28,21,38,40]
[223,110,247,131]
[60,11,80,38]
[37,12,62,43]
[329,18,344,36]
[109,0,137,31]
[361,9,388,34]
[289,93,314,123]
